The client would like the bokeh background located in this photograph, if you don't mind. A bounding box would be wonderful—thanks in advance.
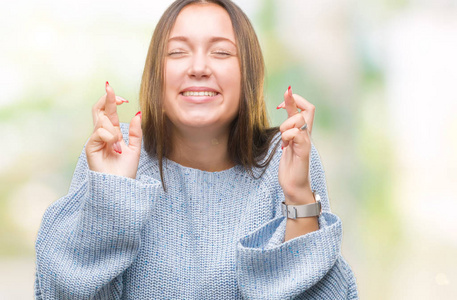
[1,0,456,298]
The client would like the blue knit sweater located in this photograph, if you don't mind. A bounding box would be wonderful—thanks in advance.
[35,124,358,299]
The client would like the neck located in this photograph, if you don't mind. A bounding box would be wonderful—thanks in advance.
[167,127,235,172]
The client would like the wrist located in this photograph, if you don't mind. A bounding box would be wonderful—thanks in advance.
[284,185,315,205]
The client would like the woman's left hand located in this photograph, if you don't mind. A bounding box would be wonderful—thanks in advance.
[278,86,316,204]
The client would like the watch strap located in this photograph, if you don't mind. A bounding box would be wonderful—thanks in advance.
[281,192,322,219]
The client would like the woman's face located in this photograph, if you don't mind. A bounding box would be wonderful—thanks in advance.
[163,3,241,134]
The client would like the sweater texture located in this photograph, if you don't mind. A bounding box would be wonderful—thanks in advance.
[35,123,358,299]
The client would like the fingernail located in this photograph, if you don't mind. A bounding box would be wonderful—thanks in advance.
[288,85,291,91]
[113,142,120,153]
[281,146,284,150]
[117,96,129,103]
[276,105,281,109]
[114,142,122,154]
[106,81,109,88]
[135,111,142,120]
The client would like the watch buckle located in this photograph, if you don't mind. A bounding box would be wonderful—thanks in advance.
[290,206,297,219]
[281,202,297,219]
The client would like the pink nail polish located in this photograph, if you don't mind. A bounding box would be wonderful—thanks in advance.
[288,85,291,91]
[276,105,281,109]
[114,142,122,154]
[135,111,142,120]
[106,81,109,88]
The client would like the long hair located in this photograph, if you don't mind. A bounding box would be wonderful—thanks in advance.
[139,0,279,190]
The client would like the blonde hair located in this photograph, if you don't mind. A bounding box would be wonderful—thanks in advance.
[139,0,278,189]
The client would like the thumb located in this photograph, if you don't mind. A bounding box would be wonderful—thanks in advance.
[128,111,143,152]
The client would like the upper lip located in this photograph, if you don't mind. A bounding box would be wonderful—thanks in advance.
[180,86,220,94]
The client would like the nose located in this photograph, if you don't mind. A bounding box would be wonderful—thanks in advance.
[187,50,212,78]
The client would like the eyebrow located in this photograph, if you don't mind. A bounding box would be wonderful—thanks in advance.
[168,36,236,47]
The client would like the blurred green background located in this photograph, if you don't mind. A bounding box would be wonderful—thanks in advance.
[1,0,456,299]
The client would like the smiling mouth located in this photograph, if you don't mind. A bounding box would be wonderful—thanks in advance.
[181,91,219,97]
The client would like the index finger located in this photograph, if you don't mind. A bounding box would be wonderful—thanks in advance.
[92,94,129,126]
[105,84,120,127]
[284,86,299,118]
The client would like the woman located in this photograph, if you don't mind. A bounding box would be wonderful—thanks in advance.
[35,0,358,299]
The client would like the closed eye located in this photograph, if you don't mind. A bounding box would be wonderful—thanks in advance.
[168,51,186,56]
[212,51,234,57]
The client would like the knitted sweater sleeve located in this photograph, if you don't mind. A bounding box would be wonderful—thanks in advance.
[34,128,161,299]
[235,144,359,299]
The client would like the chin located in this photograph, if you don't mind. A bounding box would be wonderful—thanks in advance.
[178,110,219,125]
[183,119,218,129]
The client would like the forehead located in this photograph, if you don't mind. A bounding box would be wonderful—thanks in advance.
[169,3,236,43]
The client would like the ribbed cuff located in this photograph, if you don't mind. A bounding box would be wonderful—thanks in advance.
[236,212,342,299]
[36,170,160,299]
[85,170,159,231]
[77,170,160,258]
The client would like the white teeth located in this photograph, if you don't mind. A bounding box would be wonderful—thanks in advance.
[182,91,217,97]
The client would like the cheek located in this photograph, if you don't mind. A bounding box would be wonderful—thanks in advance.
[220,64,241,91]
[163,67,177,111]
[165,63,180,89]
[165,59,189,86]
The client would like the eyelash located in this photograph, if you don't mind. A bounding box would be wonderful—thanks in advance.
[168,51,185,55]
[213,51,231,56]
[167,51,232,56]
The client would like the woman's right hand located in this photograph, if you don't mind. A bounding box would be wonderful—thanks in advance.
[85,82,143,179]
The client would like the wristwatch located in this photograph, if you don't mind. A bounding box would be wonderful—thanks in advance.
[281,191,322,219]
